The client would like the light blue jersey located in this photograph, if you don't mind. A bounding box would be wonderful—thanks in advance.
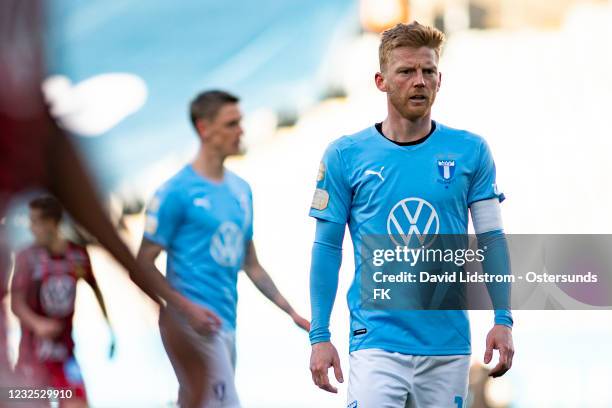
[145,165,253,330]
[309,122,504,355]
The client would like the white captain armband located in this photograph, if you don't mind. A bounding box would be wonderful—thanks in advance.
[470,198,503,234]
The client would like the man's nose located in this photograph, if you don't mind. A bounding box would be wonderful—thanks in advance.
[414,70,426,86]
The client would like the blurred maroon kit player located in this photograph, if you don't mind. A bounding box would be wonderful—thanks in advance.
[11,197,112,406]
[12,244,90,399]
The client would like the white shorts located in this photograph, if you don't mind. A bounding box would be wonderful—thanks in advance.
[347,349,470,408]
[160,308,241,408]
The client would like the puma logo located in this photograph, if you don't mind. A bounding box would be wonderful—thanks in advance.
[364,166,385,182]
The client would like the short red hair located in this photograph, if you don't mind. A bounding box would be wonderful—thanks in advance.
[379,21,446,70]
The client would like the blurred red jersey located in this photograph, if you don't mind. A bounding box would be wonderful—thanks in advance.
[12,241,94,397]
[13,241,95,364]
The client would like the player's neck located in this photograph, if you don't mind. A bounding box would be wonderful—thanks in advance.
[382,113,432,144]
[192,146,225,182]
[45,236,67,255]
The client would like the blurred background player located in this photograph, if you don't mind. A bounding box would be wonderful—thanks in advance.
[308,22,514,407]
[137,90,310,407]
[11,196,114,407]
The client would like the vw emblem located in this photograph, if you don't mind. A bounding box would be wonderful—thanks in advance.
[210,222,244,267]
[40,274,77,317]
[387,197,439,248]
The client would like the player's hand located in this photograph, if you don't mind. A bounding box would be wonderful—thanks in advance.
[290,312,311,332]
[484,324,514,378]
[181,299,222,335]
[34,318,64,339]
[310,341,344,393]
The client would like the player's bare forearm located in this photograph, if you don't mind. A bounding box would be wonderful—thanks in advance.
[247,265,293,314]
[137,238,222,334]
[129,250,165,305]
[243,241,295,315]
[136,238,192,311]
[243,241,309,331]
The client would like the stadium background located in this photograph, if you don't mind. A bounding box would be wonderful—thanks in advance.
[3,0,612,406]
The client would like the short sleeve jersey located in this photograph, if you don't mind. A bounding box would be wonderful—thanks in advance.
[144,165,254,330]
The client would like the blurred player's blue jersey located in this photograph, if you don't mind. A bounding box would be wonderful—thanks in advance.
[145,165,253,330]
[309,122,503,355]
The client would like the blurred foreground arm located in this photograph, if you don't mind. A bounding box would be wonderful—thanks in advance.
[47,129,163,304]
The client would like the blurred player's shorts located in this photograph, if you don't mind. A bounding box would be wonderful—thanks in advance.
[160,307,241,408]
[15,356,87,401]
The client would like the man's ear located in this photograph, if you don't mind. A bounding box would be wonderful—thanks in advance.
[195,118,208,140]
[437,72,442,92]
[375,71,387,92]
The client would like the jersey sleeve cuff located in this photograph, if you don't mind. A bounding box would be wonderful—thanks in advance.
[309,329,331,345]
[494,311,514,328]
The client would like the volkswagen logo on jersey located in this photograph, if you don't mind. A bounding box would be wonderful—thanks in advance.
[387,197,440,248]
[40,274,77,317]
[210,222,244,267]
[437,160,456,180]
